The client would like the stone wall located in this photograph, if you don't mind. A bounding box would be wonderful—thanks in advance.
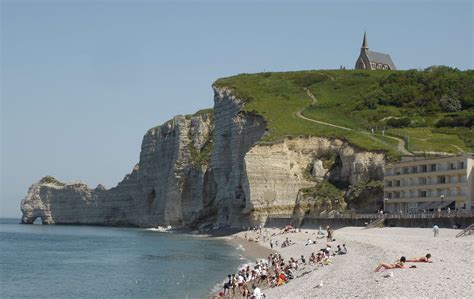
[264,216,474,230]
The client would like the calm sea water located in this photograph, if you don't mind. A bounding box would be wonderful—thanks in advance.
[0,218,244,298]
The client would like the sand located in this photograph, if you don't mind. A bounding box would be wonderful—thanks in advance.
[228,226,473,298]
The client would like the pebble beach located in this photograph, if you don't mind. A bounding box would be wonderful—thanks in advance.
[223,226,473,298]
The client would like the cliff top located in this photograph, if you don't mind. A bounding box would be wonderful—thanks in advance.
[214,67,474,159]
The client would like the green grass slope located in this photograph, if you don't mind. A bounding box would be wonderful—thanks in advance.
[214,67,474,159]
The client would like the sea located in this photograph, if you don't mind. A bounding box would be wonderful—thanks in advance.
[0,218,246,298]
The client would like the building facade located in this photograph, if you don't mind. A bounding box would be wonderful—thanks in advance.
[384,154,474,213]
[355,32,396,70]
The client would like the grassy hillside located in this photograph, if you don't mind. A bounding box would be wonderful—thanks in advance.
[214,67,474,159]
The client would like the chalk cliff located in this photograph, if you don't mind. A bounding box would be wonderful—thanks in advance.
[21,113,214,226]
[21,87,384,227]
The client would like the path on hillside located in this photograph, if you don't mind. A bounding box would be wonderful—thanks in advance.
[452,144,464,153]
[297,88,413,156]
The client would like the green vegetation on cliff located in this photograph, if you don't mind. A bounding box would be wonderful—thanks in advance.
[188,110,214,169]
[39,176,65,186]
[214,67,474,158]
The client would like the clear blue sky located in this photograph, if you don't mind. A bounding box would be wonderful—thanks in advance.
[1,0,473,217]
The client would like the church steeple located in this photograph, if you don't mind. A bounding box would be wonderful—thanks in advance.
[361,31,368,50]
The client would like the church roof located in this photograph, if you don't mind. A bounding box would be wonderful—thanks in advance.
[362,31,368,49]
[367,50,396,70]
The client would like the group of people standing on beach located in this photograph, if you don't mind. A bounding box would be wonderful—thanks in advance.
[216,225,349,298]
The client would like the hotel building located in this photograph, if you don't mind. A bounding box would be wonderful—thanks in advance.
[384,154,474,213]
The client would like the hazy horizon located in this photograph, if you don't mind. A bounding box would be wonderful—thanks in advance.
[2,0,473,218]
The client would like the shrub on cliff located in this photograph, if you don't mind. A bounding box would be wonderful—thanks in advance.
[39,176,65,186]
[301,180,346,211]
[386,117,411,128]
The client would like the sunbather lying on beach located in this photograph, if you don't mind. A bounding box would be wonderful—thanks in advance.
[407,253,432,263]
[374,256,409,272]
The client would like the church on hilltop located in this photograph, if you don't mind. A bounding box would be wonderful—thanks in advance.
[355,32,396,70]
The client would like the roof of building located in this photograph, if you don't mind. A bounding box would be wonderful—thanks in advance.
[386,153,474,167]
[361,31,368,49]
[367,50,396,70]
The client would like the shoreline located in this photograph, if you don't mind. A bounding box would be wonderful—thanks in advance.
[205,230,279,298]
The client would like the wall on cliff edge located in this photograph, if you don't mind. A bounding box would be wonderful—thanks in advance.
[21,86,385,228]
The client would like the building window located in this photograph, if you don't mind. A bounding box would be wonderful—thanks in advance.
[403,167,409,174]
[396,180,401,187]
[412,166,418,173]
[430,164,437,172]
[418,178,427,185]
[408,202,418,213]
[449,163,455,170]
[387,181,393,187]
[438,176,446,184]
[449,176,456,184]
[420,191,427,198]
[421,165,427,173]
[458,161,465,169]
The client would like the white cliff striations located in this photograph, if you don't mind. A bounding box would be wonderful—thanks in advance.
[21,87,384,227]
[21,114,213,226]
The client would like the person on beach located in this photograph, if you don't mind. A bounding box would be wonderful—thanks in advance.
[300,255,306,264]
[231,274,237,296]
[318,252,325,263]
[336,244,347,255]
[241,283,250,298]
[251,283,263,299]
[326,226,334,242]
[237,273,245,293]
[270,239,273,249]
[407,253,432,263]
[433,225,440,237]
[277,272,288,285]
[223,274,232,295]
[259,268,268,285]
[374,256,409,272]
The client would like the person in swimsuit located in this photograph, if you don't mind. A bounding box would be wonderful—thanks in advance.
[407,253,432,263]
[374,256,409,272]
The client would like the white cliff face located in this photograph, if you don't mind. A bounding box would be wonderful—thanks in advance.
[21,87,385,228]
[211,87,266,225]
[21,114,213,227]
[242,138,385,225]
